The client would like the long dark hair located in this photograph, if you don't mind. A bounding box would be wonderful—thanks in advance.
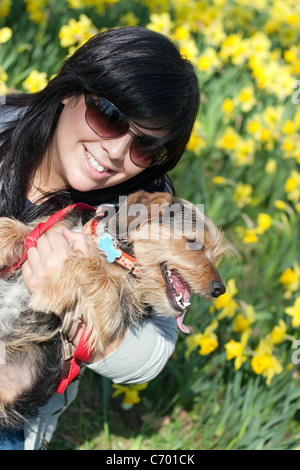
[0,27,200,218]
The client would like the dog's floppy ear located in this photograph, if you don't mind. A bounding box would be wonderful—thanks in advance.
[108,190,173,239]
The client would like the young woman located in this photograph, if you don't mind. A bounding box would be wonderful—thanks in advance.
[0,26,200,450]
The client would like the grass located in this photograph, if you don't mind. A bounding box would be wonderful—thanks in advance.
[1,0,300,451]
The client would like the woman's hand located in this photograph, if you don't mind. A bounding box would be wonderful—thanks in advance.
[22,228,89,294]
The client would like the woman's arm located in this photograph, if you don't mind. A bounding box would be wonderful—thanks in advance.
[87,314,178,384]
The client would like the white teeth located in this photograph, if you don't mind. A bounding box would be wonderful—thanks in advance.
[175,293,191,308]
[167,270,173,283]
[86,149,109,173]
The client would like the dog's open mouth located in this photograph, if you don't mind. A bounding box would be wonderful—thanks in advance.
[161,263,191,334]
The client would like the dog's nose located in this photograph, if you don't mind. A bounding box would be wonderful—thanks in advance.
[211,281,226,298]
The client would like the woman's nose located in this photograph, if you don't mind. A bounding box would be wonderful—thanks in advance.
[101,133,133,162]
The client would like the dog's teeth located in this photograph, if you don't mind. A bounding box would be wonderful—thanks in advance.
[175,293,183,304]
[183,301,191,308]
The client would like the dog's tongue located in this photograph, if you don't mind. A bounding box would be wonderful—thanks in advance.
[176,309,190,334]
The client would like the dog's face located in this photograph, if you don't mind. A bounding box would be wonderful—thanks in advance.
[108,191,227,333]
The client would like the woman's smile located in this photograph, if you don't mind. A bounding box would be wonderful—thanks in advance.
[83,144,115,179]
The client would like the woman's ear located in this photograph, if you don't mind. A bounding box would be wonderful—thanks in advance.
[61,97,71,105]
[61,95,83,106]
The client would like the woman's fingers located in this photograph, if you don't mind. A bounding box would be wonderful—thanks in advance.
[22,229,89,294]
[63,228,90,254]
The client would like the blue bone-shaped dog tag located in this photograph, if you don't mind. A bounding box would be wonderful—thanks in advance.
[97,233,122,263]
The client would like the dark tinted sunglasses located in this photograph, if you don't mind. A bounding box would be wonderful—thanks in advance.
[84,94,168,168]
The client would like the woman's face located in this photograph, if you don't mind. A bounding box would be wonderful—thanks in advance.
[45,95,162,193]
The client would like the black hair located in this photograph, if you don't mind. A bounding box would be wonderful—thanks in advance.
[0,26,199,218]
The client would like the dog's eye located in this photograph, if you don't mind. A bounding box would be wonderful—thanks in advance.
[186,239,204,251]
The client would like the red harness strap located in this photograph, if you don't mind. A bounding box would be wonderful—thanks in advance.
[0,203,96,277]
[57,325,93,394]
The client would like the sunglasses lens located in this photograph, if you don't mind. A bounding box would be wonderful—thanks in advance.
[86,97,129,138]
[130,140,167,168]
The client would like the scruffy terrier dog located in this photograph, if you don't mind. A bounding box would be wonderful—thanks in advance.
[0,190,228,430]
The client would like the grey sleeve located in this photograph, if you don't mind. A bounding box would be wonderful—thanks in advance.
[87,313,178,384]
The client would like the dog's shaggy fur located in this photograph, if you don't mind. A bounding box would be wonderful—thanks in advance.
[0,190,228,431]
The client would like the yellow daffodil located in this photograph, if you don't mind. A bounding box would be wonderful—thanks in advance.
[24,0,48,24]
[285,298,300,328]
[186,122,206,154]
[240,228,259,244]
[0,67,7,83]
[234,305,256,332]
[251,335,283,385]
[217,126,239,151]
[225,330,250,370]
[112,382,149,406]
[283,119,295,135]
[186,320,219,356]
[265,158,277,175]
[179,37,199,63]
[237,85,257,113]
[197,47,221,74]
[275,200,286,211]
[68,0,119,14]
[219,33,248,66]
[236,212,271,243]
[271,320,287,345]
[59,14,97,50]
[222,97,234,114]
[0,27,12,44]
[212,176,233,185]
[215,279,238,319]
[119,12,140,27]
[257,213,272,233]
[147,12,173,36]
[22,70,48,93]
[280,263,300,294]
[285,171,300,203]
[0,0,11,18]
[233,183,253,208]
[247,119,261,136]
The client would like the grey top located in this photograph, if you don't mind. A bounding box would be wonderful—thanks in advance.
[88,314,178,383]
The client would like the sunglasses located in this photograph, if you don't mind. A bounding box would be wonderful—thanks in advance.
[84,94,168,168]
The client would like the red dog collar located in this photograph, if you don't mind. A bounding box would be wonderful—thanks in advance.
[82,218,141,276]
